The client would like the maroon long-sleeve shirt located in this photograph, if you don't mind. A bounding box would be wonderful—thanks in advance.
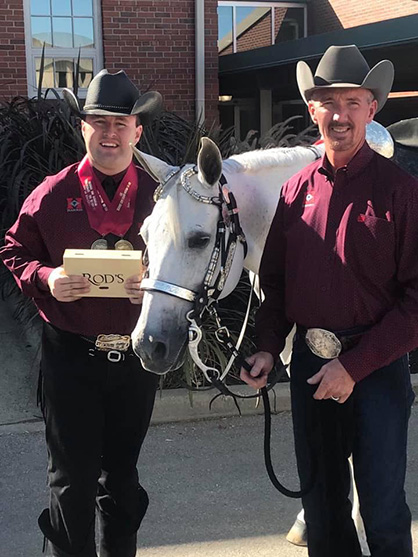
[0,163,156,336]
[256,142,418,382]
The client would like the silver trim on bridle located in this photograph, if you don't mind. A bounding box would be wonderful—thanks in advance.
[141,278,197,303]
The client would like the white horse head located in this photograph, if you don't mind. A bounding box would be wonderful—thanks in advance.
[131,137,323,374]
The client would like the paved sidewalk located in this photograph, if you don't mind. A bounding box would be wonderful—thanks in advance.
[1,410,418,557]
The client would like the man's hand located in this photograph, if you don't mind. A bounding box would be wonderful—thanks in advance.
[240,351,274,389]
[48,267,90,302]
[307,358,355,403]
[125,274,144,304]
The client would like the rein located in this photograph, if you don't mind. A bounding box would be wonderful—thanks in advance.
[141,162,316,499]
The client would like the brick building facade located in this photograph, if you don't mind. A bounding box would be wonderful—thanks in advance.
[0,0,219,125]
[2,1,418,130]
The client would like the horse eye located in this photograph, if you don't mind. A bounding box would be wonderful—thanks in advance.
[188,234,210,249]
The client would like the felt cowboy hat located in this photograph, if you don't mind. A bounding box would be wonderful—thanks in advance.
[296,45,394,112]
[62,69,162,125]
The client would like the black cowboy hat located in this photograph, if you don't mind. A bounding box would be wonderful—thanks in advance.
[62,69,162,125]
[297,45,394,112]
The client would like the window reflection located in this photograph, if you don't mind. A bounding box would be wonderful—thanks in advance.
[52,17,73,48]
[55,59,74,88]
[74,18,94,48]
[30,1,97,91]
[73,0,93,17]
[218,2,306,54]
[236,7,272,53]
[275,7,305,43]
[35,57,54,88]
[78,59,93,87]
[52,0,71,17]
[32,17,52,47]
[218,6,233,55]
[31,0,50,16]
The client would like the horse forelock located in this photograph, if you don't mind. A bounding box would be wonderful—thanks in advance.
[152,177,183,250]
[223,145,319,175]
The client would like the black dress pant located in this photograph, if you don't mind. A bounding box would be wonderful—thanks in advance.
[290,335,414,557]
[38,323,159,557]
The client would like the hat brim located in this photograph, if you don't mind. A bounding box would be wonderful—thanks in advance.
[62,89,163,125]
[131,91,163,126]
[297,59,394,113]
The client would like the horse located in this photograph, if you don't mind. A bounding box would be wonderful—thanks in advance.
[131,139,324,373]
[130,123,395,556]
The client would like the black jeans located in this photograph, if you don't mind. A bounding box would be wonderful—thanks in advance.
[38,323,159,557]
[290,336,414,557]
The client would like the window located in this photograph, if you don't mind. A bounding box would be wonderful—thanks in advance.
[218,2,307,55]
[24,0,103,97]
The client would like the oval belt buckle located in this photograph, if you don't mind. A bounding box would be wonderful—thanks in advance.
[107,350,123,363]
[305,328,342,359]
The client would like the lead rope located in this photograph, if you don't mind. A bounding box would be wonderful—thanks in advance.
[188,300,316,498]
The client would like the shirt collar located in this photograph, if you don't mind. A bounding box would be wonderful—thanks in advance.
[93,166,128,187]
[318,141,375,181]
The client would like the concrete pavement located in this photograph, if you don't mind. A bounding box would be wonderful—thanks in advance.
[2,410,418,557]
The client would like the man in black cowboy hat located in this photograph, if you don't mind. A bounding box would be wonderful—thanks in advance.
[0,70,162,556]
[241,45,418,556]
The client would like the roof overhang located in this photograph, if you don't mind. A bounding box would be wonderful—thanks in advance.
[219,14,418,76]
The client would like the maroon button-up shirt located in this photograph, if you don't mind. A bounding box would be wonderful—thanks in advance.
[0,163,157,336]
[256,142,418,382]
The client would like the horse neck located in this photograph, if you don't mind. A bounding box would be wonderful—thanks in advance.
[222,147,321,274]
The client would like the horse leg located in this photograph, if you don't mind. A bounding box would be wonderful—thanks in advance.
[350,456,370,556]
[286,458,371,554]
[286,509,307,546]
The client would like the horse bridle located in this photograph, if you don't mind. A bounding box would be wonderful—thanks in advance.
[141,165,247,320]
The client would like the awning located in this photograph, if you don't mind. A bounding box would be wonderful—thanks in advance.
[219,14,418,77]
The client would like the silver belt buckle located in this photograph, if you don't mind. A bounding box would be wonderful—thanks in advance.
[107,350,124,363]
[305,328,342,359]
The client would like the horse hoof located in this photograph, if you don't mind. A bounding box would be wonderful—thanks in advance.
[286,517,307,546]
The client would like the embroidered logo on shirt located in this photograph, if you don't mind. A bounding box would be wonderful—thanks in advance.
[67,198,83,212]
[304,192,315,207]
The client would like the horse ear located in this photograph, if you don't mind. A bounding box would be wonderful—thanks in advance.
[131,143,178,184]
[197,137,223,187]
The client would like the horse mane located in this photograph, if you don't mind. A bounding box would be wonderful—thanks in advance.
[223,145,317,174]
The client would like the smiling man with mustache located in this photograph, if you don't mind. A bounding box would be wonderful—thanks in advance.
[241,45,418,557]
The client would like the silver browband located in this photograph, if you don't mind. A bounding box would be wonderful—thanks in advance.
[141,278,197,303]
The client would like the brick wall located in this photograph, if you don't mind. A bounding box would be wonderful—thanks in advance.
[221,8,286,55]
[0,0,27,100]
[311,0,418,34]
[236,10,272,53]
[101,0,219,126]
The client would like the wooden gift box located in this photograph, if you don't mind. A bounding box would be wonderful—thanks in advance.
[63,249,142,298]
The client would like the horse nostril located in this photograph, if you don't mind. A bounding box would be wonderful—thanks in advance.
[153,340,168,360]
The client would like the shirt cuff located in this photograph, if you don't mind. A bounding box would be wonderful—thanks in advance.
[36,266,54,292]
[339,350,372,383]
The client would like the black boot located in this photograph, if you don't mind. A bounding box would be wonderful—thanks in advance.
[39,509,97,557]
[99,533,137,557]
